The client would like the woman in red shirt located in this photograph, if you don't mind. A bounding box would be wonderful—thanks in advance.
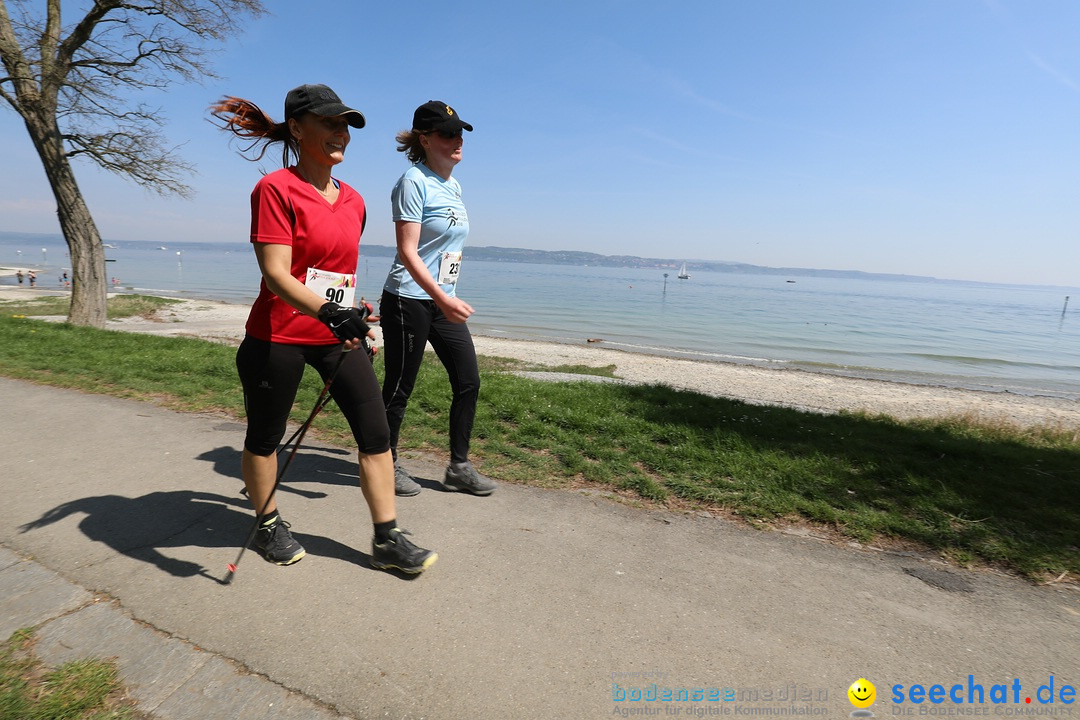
[211,84,436,574]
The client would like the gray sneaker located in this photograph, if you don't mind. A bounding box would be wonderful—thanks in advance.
[394,463,421,497]
[443,461,496,496]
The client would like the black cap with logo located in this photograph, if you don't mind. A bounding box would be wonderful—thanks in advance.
[412,101,473,134]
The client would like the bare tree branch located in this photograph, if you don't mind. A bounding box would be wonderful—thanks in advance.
[2,0,267,196]
[0,0,266,327]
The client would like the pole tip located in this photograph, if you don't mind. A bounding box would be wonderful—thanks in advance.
[224,564,237,583]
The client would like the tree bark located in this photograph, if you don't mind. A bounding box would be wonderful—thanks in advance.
[21,110,107,327]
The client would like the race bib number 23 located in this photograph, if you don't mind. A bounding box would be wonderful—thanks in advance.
[439,251,462,285]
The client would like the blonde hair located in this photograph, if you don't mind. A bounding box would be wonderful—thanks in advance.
[396,129,427,164]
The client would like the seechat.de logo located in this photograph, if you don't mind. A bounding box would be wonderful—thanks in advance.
[890,676,1076,706]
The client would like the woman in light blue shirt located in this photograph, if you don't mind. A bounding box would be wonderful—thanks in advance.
[380,101,496,498]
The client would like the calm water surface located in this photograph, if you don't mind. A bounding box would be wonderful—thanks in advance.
[3,235,1077,400]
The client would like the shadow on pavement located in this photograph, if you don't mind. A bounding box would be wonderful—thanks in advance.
[17,489,366,583]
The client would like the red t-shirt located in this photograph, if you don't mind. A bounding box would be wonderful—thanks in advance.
[245,167,366,345]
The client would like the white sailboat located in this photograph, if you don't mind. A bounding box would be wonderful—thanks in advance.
[677,262,690,279]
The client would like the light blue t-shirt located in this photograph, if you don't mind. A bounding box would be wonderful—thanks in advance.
[383,163,469,299]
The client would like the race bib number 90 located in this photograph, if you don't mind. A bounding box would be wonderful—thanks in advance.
[439,251,462,285]
[306,267,356,308]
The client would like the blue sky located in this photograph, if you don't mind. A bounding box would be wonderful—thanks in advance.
[3,0,1079,286]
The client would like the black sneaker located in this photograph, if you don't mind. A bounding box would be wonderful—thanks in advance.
[254,518,306,566]
[371,528,437,574]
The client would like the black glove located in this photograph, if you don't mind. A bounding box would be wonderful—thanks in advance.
[318,301,370,343]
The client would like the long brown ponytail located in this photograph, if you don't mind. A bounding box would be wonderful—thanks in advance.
[209,96,298,167]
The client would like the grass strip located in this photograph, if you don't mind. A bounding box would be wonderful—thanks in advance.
[0,628,148,720]
[0,293,179,320]
[1,307,1077,581]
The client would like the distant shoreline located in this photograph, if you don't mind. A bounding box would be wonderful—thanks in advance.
[6,255,1079,405]
[2,266,1077,404]
[3,286,1077,431]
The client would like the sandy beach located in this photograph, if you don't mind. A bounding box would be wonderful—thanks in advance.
[4,286,1078,430]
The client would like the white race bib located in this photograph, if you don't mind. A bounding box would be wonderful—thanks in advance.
[306,267,356,308]
[438,251,462,285]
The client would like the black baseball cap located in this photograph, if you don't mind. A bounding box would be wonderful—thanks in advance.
[285,84,366,128]
[412,100,473,134]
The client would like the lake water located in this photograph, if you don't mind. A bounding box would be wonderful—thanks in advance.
[2,234,1078,401]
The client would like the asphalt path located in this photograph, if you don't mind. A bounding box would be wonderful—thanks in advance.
[1,376,1077,719]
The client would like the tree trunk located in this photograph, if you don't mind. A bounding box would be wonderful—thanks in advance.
[22,111,107,328]
[53,164,107,328]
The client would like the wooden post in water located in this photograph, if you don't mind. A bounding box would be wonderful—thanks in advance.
[1063,296,1070,317]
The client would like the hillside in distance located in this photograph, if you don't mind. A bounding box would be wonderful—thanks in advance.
[0,231,935,282]
[360,243,937,282]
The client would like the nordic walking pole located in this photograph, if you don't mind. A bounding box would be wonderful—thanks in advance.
[224,346,352,584]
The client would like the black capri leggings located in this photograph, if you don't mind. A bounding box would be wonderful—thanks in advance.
[236,337,390,456]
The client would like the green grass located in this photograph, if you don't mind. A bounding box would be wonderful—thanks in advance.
[1,307,1078,581]
[0,628,148,720]
[1,294,179,321]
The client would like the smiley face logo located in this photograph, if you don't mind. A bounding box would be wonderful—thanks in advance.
[848,678,876,709]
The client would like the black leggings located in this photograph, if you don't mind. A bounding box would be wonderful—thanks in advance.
[379,291,480,464]
[236,337,390,456]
